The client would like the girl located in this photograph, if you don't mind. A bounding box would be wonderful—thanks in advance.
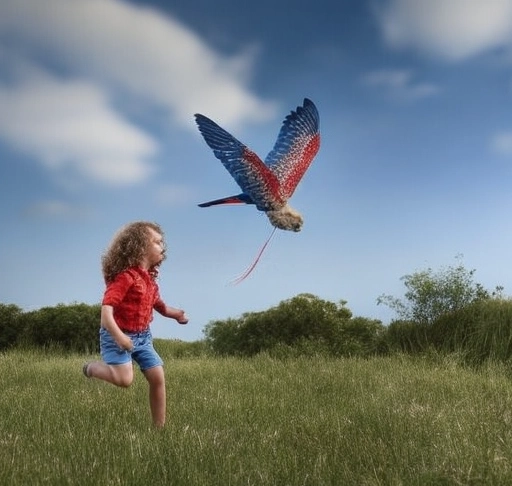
[83,221,188,427]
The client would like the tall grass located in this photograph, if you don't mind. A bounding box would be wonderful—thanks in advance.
[2,346,512,485]
[428,299,512,365]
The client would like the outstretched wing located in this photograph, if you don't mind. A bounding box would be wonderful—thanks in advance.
[195,114,283,211]
[265,98,320,200]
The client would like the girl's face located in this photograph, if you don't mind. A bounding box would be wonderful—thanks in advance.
[143,227,166,268]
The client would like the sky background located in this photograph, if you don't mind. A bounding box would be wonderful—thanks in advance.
[2,0,512,341]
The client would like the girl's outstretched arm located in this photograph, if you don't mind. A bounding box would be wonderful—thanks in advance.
[165,306,189,324]
[155,302,188,324]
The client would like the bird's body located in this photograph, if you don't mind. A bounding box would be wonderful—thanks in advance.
[195,98,320,231]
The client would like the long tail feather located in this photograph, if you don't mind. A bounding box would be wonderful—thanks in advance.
[229,227,277,285]
[198,193,254,207]
[198,197,245,207]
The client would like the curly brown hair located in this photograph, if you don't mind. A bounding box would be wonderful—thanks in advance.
[101,221,166,283]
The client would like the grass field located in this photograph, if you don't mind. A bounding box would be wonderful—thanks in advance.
[2,344,512,485]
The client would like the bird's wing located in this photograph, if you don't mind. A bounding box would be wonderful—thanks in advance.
[195,114,283,211]
[265,98,320,200]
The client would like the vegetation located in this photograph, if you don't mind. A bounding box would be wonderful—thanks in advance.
[203,293,385,358]
[377,257,494,324]
[429,298,512,364]
[375,258,512,365]
[2,258,512,484]
[0,303,22,350]
[1,257,511,366]
[3,347,512,485]
[0,302,100,353]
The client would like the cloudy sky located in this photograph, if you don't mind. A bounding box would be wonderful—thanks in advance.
[1,0,512,341]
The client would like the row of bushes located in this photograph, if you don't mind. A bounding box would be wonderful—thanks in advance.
[388,298,512,364]
[203,293,512,363]
[0,303,100,353]
[3,293,512,364]
[203,294,386,357]
[0,296,386,358]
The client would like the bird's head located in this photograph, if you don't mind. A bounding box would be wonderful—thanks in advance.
[266,204,303,232]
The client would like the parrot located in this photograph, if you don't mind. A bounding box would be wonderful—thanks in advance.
[195,98,320,232]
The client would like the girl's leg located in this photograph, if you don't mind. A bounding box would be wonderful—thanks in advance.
[86,361,134,388]
[143,365,166,427]
[84,328,133,387]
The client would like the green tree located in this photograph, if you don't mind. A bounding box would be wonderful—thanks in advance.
[377,258,492,325]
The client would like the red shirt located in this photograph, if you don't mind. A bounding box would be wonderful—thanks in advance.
[102,267,167,333]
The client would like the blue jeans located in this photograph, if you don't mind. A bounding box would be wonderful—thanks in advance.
[99,327,163,371]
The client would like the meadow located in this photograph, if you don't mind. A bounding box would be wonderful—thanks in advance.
[2,342,512,485]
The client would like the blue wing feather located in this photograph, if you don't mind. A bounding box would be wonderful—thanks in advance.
[195,114,282,211]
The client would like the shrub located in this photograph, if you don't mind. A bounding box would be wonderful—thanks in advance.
[332,317,387,357]
[430,298,512,364]
[19,303,100,353]
[204,294,387,358]
[0,304,23,350]
[384,320,430,354]
[203,317,245,356]
[378,258,492,325]
[204,294,352,356]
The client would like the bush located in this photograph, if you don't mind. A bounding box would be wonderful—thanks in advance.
[332,317,387,357]
[19,303,100,353]
[204,294,386,357]
[430,298,512,364]
[204,294,352,356]
[203,317,245,356]
[0,304,23,351]
[384,320,430,354]
[378,258,492,325]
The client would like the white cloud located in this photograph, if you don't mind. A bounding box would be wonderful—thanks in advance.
[491,131,512,155]
[362,69,439,100]
[0,0,276,127]
[376,0,512,61]
[0,68,157,185]
[0,0,276,186]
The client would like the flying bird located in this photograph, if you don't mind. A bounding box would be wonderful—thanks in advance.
[195,98,320,231]
[195,98,320,281]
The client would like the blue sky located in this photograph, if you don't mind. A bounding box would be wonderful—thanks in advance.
[2,0,512,341]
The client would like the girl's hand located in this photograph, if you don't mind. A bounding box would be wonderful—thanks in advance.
[166,306,189,324]
[117,334,134,351]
